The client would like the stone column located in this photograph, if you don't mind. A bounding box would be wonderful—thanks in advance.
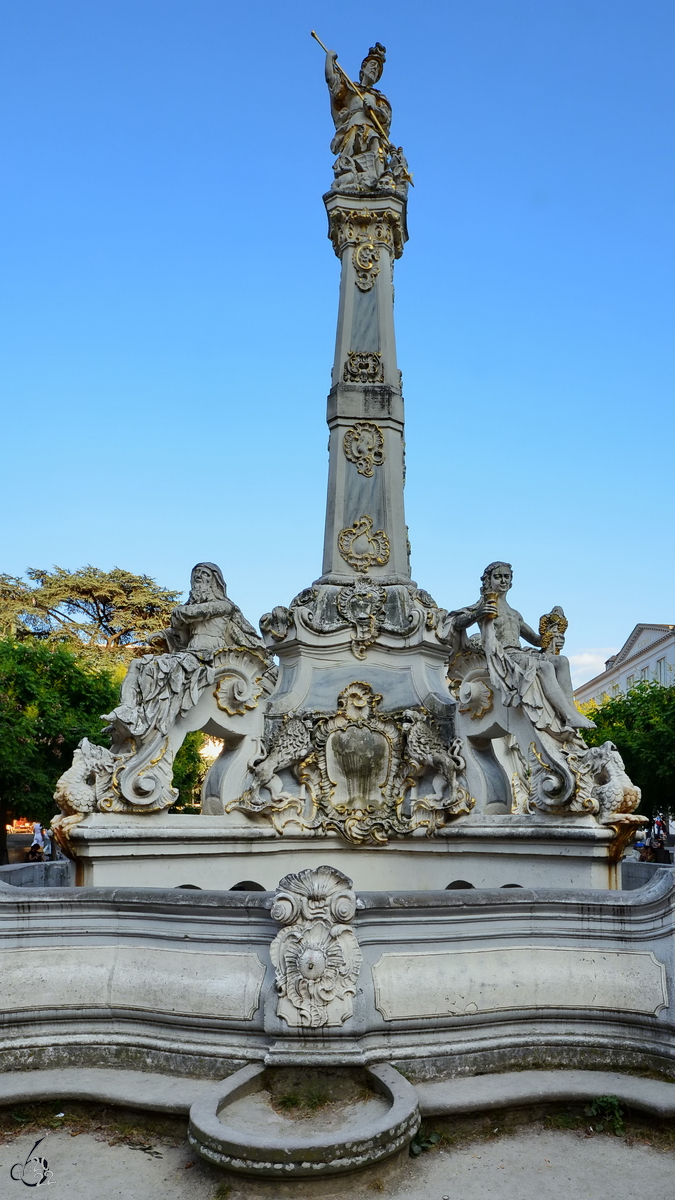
[320,192,410,585]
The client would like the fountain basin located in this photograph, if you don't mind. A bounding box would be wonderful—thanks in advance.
[188,1062,420,1177]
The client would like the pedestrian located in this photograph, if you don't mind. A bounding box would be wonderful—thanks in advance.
[653,838,672,865]
[28,822,45,863]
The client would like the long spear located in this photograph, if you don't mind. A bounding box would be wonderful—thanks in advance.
[310,30,413,185]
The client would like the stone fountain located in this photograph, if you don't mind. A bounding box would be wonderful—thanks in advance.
[52,39,641,893]
[2,39,663,1184]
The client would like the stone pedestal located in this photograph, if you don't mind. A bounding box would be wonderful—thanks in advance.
[68,813,619,891]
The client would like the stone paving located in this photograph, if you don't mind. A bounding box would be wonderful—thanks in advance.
[1,1126,674,1200]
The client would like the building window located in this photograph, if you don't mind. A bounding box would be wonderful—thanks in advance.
[657,658,667,684]
[626,674,635,689]
[612,684,620,696]
[641,666,649,681]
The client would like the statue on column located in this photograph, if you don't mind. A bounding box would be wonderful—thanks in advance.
[322,41,409,195]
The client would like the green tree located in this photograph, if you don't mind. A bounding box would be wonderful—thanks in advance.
[584,681,675,819]
[0,640,119,862]
[0,574,33,639]
[171,731,208,812]
[0,566,180,666]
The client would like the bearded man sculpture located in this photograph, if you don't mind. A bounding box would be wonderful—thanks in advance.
[106,562,267,742]
[53,563,272,822]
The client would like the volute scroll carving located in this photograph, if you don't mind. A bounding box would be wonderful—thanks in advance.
[327,207,406,262]
[343,354,385,386]
[338,515,390,573]
[343,419,385,474]
[270,866,362,1029]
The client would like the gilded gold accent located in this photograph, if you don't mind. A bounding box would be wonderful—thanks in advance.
[352,241,380,289]
[338,515,390,573]
[337,578,386,659]
[606,817,645,865]
[539,606,569,653]
[342,419,385,475]
[343,353,384,386]
[229,683,472,844]
[458,674,493,721]
[327,207,405,263]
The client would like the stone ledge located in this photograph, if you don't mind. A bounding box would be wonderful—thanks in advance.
[0,861,74,888]
[0,1067,216,1114]
[2,1065,674,1149]
[416,1068,675,1119]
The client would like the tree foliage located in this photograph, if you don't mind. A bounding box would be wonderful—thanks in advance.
[171,731,208,812]
[583,681,675,818]
[0,566,179,666]
[0,640,119,859]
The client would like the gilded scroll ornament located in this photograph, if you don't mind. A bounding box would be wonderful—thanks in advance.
[338,515,390,573]
[343,353,384,386]
[327,207,405,261]
[353,241,379,289]
[343,419,385,475]
[214,648,269,716]
[457,672,493,721]
[228,681,473,844]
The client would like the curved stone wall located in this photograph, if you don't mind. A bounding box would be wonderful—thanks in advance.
[0,872,672,1081]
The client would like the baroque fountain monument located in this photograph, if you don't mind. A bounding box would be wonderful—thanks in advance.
[53,38,641,892]
[2,39,669,1184]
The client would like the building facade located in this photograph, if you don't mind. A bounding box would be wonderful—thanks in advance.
[574,624,675,706]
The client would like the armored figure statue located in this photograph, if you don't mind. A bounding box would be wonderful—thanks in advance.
[448,562,594,739]
[322,41,409,194]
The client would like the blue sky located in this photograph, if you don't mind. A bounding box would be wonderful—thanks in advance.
[2,0,673,685]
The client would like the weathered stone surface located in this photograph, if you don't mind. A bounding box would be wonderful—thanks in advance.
[0,870,672,1082]
[322,41,409,197]
[53,562,275,832]
[0,945,265,1020]
[269,866,361,1028]
[187,1062,420,1177]
[372,946,668,1021]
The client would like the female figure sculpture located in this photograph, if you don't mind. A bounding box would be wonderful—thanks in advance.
[449,562,594,737]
